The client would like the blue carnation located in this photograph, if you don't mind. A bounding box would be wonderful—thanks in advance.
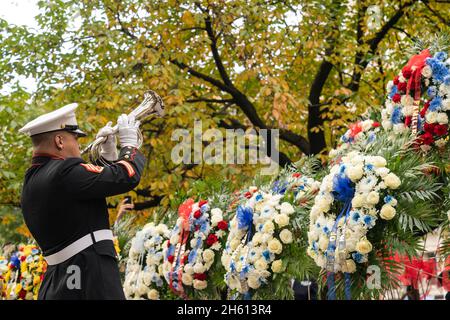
[427,86,436,98]
[363,215,375,229]
[352,252,365,263]
[365,164,374,171]
[426,57,449,82]
[262,250,271,262]
[312,241,318,252]
[435,51,447,61]
[351,211,360,222]
[255,193,263,202]
[389,85,398,99]
[391,106,403,124]
[429,96,442,112]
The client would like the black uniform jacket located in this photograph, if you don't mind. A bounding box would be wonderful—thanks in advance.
[21,146,145,300]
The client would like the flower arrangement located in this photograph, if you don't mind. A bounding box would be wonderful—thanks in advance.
[221,189,300,298]
[307,151,401,274]
[381,49,450,152]
[162,198,229,298]
[0,244,46,300]
[123,222,171,300]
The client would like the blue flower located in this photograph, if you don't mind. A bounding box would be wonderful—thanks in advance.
[429,96,442,112]
[188,249,197,263]
[389,85,398,99]
[363,215,375,229]
[391,106,403,124]
[352,252,365,263]
[427,86,436,99]
[351,211,361,222]
[444,75,450,86]
[200,203,210,213]
[426,57,449,82]
[384,195,393,204]
[255,194,263,201]
[262,250,271,262]
[236,205,253,230]
[272,181,287,194]
[365,164,374,171]
[312,241,318,252]
[368,132,376,143]
[434,51,447,61]
[323,226,330,234]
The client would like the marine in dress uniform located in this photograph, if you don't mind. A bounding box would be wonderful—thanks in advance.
[19,103,145,300]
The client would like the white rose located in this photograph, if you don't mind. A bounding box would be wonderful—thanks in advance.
[279,229,293,244]
[271,260,283,273]
[371,156,387,168]
[202,249,215,262]
[383,173,401,189]
[422,65,432,78]
[136,284,149,296]
[193,263,206,274]
[184,264,194,275]
[182,273,193,286]
[426,111,438,124]
[437,112,448,124]
[252,232,263,245]
[147,289,160,300]
[268,238,283,254]
[279,202,295,215]
[366,191,380,205]
[248,276,261,289]
[274,214,290,228]
[442,99,450,111]
[193,279,208,290]
[255,258,268,270]
[352,194,365,208]
[380,204,396,220]
[263,221,275,234]
[347,165,364,182]
[356,239,373,254]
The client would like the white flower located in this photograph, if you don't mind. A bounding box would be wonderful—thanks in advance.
[435,138,448,148]
[248,276,261,289]
[347,165,364,182]
[366,191,380,205]
[375,167,390,178]
[393,123,408,134]
[202,249,215,262]
[184,264,194,275]
[182,273,193,286]
[380,204,396,220]
[230,239,240,251]
[211,242,221,251]
[318,235,329,251]
[426,111,438,124]
[442,99,450,111]
[271,260,283,273]
[343,259,357,273]
[371,156,387,168]
[193,263,206,274]
[252,232,263,245]
[170,234,179,245]
[356,239,372,254]
[401,95,414,107]
[383,173,401,189]
[437,112,448,124]
[279,229,293,244]
[422,65,432,78]
[274,214,290,228]
[268,238,283,254]
[263,221,275,234]
[136,284,149,296]
[382,120,393,130]
[221,254,231,270]
[147,289,160,300]
[255,258,268,270]
[193,279,208,290]
[279,202,295,215]
[352,194,365,208]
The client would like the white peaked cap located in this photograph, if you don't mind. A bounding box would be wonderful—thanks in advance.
[19,103,87,137]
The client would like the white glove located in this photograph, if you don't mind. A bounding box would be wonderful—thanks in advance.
[96,121,118,161]
[117,114,141,148]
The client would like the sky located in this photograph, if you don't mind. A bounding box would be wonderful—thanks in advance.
[1,0,40,94]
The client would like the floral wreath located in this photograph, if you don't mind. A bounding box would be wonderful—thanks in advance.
[222,189,302,298]
[0,244,46,300]
[124,222,170,300]
[381,49,450,152]
[162,198,228,298]
[307,151,401,299]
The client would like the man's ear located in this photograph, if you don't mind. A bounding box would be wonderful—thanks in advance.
[54,134,64,150]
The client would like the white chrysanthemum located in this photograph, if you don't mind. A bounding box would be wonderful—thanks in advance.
[442,99,450,111]
[437,112,448,124]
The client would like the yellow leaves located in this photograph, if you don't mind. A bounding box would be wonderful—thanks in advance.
[181,11,195,27]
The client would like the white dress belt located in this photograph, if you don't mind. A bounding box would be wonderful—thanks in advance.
[44,229,114,266]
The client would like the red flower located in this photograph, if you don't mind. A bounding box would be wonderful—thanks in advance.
[392,93,401,103]
[397,82,407,92]
[217,220,228,231]
[206,234,218,246]
[372,122,380,128]
[168,255,175,263]
[194,209,202,219]
[182,255,188,264]
[393,76,399,85]
[244,191,252,199]
[424,123,436,134]
[199,199,208,207]
[434,124,448,136]
[420,132,434,145]
[194,273,207,281]
[167,240,171,248]
[292,172,301,178]
[20,256,26,262]
[18,289,27,300]
[402,66,412,79]
[404,116,412,127]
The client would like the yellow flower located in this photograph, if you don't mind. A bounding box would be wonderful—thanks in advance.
[356,238,372,254]
[271,260,283,273]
